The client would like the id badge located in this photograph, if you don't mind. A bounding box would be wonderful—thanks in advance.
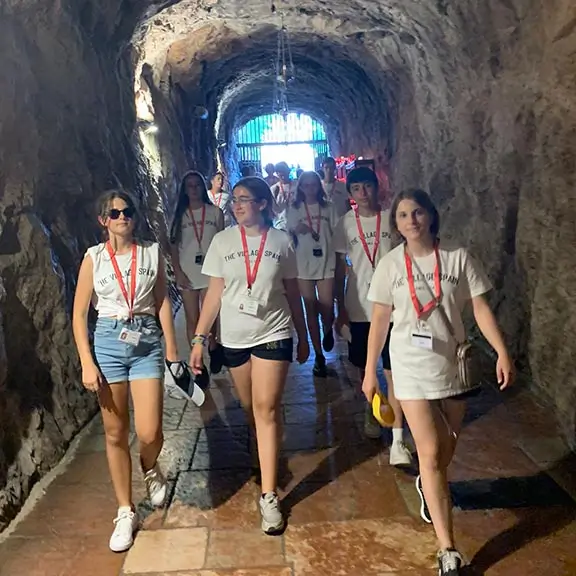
[238,295,259,316]
[119,327,141,346]
[411,321,433,350]
[313,247,323,258]
[195,253,204,265]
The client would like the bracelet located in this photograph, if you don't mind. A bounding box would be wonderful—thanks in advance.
[191,334,208,346]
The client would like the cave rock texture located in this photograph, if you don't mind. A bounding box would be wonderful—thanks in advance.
[0,0,575,530]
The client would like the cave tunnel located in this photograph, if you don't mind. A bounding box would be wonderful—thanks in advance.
[0,0,576,569]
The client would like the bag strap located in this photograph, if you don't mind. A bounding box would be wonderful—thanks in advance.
[408,248,461,343]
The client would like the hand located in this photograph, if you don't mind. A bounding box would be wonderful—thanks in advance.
[496,352,515,390]
[189,343,205,375]
[296,338,310,364]
[294,222,311,235]
[82,362,103,392]
[362,370,379,403]
[174,269,192,290]
[334,311,350,335]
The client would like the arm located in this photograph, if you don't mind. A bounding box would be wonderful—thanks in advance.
[471,295,514,388]
[72,256,96,369]
[283,278,307,343]
[365,303,392,374]
[334,253,348,320]
[194,276,224,337]
[154,255,178,361]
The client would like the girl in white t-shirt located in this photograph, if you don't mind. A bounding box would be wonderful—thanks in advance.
[286,171,338,377]
[364,189,515,575]
[72,189,179,553]
[189,176,309,535]
[333,167,412,467]
[170,171,225,373]
[209,171,234,228]
[270,161,297,231]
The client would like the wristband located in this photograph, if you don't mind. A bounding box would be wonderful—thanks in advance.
[191,334,208,346]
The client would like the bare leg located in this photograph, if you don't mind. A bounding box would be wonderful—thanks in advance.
[298,279,321,356]
[180,289,201,345]
[383,369,404,429]
[316,278,335,335]
[99,383,132,508]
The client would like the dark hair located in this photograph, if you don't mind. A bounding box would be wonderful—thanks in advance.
[346,166,379,194]
[293,171,327,208]
[233,176,275,227]
[96,188,144,244]
[322,156,336,168]
[275,161,290,173]
[389,188,440,239]
[170,171,211,244]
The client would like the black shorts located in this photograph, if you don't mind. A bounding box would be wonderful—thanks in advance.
[222,338,293,368]
[348,322,392,371]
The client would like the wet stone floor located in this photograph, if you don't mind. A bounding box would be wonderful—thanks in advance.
[1,313,576,575]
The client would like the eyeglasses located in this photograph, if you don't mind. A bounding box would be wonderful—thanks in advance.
[231,197,257,205]
[108,208,135,220]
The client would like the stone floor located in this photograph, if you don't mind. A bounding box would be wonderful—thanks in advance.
[1,313,576,575]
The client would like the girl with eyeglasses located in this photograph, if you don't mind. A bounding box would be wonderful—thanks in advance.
[72,189,179,552]
[286,170,338,377]
[363,189,514,576]
[170,171,225,373]
[190,176,309,535]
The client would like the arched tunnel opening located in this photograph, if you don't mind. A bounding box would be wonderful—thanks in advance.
[0,0,575,538]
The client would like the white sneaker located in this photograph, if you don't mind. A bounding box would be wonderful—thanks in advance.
[259,492,285,535]
[389,441,413,466]
[109,507,139,552]
[364,405,381,439]
[144,463,167,507]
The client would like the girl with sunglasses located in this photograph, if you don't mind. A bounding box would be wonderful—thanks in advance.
[72,189,179,552]
[170,171,225,373]
[363,189,514,575]
[286,170,338,377]
[190,177,309,535]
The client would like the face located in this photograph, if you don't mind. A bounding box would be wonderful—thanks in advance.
[300,175,320,200]
[278,167,291,182]
[231,185,265,225]
[212,174,223,190]
[349,181,376,208]
[100,197,135,237]
[322,162,335,180]
[185,175,204,201]
[395,198,432,241]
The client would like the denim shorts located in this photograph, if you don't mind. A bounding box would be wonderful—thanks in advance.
[93,316,164,384]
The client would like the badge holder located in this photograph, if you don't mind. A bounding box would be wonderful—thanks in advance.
[118,320,141,346]
[411,320,433,350]
[239,289,260,316]
[312,246,323,258]
[195,253,204,265]
[372,392,395,427]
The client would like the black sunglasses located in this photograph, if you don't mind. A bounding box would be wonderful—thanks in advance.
[108,207,135,220]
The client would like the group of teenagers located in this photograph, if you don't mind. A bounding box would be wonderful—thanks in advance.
[72,156,515,576]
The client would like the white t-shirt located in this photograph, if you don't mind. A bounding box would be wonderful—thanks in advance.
[270,180,297,231]
[367,241,492,400]
[201,226,298,348]
[209,190,234,228]
[286,201,338,281]
[179,204,222,290]
[86,241,159,318]
[322,180,349,219]
[332,209,392,322]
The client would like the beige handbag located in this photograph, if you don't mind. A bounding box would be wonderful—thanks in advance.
[411,258,483,391]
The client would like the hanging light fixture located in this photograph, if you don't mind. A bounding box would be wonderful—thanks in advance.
[272,13,295,122]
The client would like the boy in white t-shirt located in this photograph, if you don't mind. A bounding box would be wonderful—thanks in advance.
[333,167,412,466]
[270,161,296,231]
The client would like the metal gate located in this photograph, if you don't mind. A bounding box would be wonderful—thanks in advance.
[236,113,329,172]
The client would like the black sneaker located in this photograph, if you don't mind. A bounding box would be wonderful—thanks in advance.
[312,355,327,377]
[415,475,432,524]
[209,343,225,374]
[437,549,463,575]
[322,327,335,352]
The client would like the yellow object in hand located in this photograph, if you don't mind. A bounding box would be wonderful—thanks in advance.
[372,392,395,427]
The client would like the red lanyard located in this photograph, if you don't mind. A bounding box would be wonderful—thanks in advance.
[240,226,268,293]
[304,203,321,238]
[354,209,381,269]
[404,244,441,318]
[211,191,222,208]
[188,205,206,249]
[106,242,137,318]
